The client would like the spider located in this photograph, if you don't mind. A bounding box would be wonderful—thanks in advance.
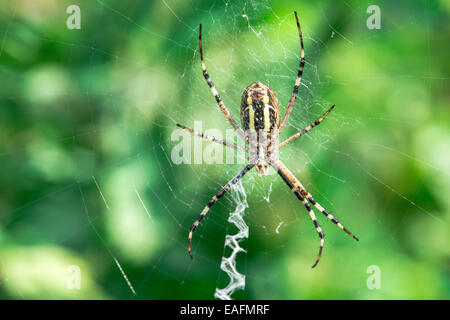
[177,12,359,268]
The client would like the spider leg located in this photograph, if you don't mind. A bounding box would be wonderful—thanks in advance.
[271,160,324,268]
[188,163,254,259]
[276,105,335,149]
[276,159,358,241]
[176,123,248,152]
[279,11,305,136]
[199,24,245,141]
[302,188,359,241]
[281,166,358,241]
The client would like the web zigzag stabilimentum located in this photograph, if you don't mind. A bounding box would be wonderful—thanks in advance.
[214,180,249,300]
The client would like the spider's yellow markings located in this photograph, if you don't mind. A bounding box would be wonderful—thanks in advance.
[248,104,256,131]
[260,92,270,132]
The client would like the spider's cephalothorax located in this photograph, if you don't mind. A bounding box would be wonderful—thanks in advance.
[177,12,359,268]
[240,82,280,176]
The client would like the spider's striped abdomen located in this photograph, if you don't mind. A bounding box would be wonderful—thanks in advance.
[240,82,280,176]
[240,82,280,132]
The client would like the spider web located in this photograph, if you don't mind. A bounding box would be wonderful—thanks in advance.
[0,0,448,300]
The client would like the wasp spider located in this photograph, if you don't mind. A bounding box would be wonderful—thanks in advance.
[177,12,359,268]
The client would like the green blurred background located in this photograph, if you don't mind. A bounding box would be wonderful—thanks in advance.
[0,0,448,299]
